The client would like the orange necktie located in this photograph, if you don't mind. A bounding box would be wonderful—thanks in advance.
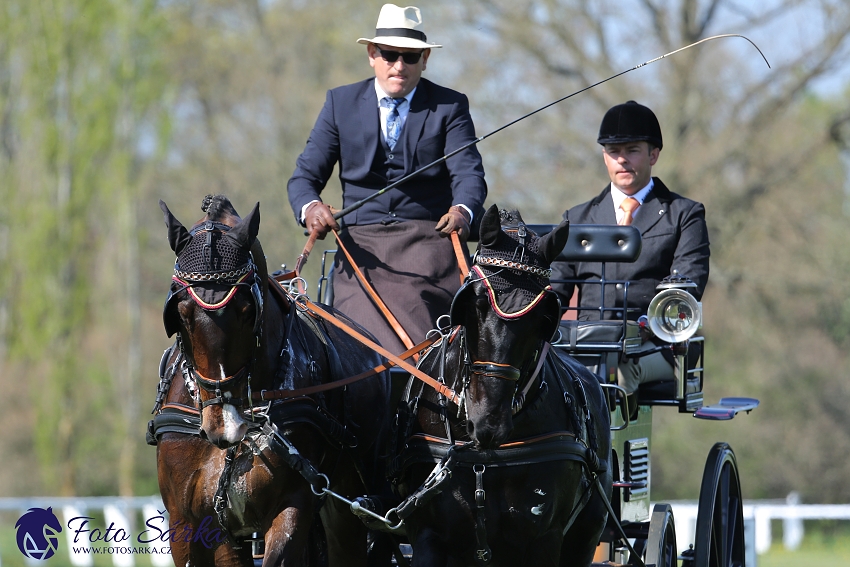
[619,197,640,226]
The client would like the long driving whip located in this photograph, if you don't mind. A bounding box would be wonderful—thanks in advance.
[328,34,770,222]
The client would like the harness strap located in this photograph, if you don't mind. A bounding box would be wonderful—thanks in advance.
[252,334,439,401]
[331,229,416,353]
[263,421,328,490]
[293,230,318,294]
[392,431,589,474]
[513,343,550,415]
[266,397,358,449]
[450,231,470,283]
[473,464,491,565]
[268,275,293,310]
[214,445,241,548]
[146,405,202,445]
[301,299,460,404]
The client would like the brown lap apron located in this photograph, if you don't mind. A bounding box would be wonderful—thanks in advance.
[332,220,462,355]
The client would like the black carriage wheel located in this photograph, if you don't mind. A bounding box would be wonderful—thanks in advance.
[645,503,677,567]
[693,442,745,567]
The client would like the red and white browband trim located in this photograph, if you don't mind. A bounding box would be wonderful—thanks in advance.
[472,265,552,320]
[172,270,253,311]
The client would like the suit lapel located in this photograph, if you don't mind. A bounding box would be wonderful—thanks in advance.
[589,186,618,224]
[403,82,430,172]
[632,190,665,234]
[632,178,671,234]
[360,80,380,163]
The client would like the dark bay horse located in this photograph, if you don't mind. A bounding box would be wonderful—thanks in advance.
[151,195,390,566]
[390,206,612,567]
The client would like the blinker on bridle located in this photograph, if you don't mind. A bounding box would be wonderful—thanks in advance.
[165,220,265,337]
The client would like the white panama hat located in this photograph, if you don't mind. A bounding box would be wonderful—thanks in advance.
[357,4,442,50]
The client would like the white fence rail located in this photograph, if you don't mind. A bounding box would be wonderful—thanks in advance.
[1,494,849,565]
[0,496,170,566]
[665,492,850,566]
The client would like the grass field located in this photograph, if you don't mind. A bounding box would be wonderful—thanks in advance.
[757,521,850,567]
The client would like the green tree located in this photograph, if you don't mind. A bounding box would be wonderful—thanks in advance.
[0,0,169,496]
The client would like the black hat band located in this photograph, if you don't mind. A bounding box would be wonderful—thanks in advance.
[375,28,427,42]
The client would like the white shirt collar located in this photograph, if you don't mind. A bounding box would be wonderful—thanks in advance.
[374,80,416,106]
[611,178,654,213]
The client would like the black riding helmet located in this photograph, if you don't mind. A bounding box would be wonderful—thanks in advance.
[597,100,663,149]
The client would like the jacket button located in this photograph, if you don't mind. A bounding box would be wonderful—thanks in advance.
[388,154,394,159]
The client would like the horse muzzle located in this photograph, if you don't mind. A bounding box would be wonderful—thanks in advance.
[200,403,249,448]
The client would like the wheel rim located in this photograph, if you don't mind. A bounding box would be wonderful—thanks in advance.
[645,503,677,567]
[694,443,745,567]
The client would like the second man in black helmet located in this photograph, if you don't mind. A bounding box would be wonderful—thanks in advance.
[550,101,710,403]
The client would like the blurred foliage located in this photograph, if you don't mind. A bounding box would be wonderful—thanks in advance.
[0,0,848,505]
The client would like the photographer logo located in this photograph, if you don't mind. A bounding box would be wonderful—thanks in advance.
[15,507,63,560]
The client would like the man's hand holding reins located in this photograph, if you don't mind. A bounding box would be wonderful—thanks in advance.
[436,205,471,241]
[305,201,339,240]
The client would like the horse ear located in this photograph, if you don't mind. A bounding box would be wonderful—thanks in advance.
[479,205,502,247]
[537,218,570,265]
[224,202,260,250]
[160,200,192,256]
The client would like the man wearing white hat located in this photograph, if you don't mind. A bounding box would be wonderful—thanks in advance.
[288,4,487,354]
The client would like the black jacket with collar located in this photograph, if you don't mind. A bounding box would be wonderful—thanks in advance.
[287,77,487,227]
[550,177,710,321]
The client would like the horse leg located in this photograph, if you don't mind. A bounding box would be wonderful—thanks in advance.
[410,528,449,567]
[559,491,608,567]
[262,505,314,567]
[366,531,395,567]
[163,511,191,567]
[516,529,564,567]
[321,495,369,567]
[209,541,254,567]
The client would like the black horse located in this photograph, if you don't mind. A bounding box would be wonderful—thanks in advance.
[152,195,390,567]
[389,206,612,567]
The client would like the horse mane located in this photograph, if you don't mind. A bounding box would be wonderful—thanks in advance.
[498,208,525,226]
[202,194,240,222]
[193,194,270,294]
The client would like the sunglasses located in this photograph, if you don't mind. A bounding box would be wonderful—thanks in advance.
[375,46,424,65]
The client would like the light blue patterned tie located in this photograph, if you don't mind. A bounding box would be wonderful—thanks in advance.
[382,97,405,150]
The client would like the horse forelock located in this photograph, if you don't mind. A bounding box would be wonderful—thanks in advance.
[201,194,240,223]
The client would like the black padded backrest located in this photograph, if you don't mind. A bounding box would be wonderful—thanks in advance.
[527,224,642,263]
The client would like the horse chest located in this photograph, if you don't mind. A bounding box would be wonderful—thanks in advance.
[221,439,274,535]
[489,463,586,540]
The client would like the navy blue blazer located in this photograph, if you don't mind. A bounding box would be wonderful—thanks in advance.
[550,178,710,320]
[287,77,487,227]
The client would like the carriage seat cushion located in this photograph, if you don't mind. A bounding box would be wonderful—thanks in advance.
[557,320,639,350]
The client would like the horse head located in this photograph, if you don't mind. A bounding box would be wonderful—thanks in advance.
[160,195,269,448]
[449,205,569,449]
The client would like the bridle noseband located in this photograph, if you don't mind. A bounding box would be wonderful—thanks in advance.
[470,362,521,382]
[192,365,254,411]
